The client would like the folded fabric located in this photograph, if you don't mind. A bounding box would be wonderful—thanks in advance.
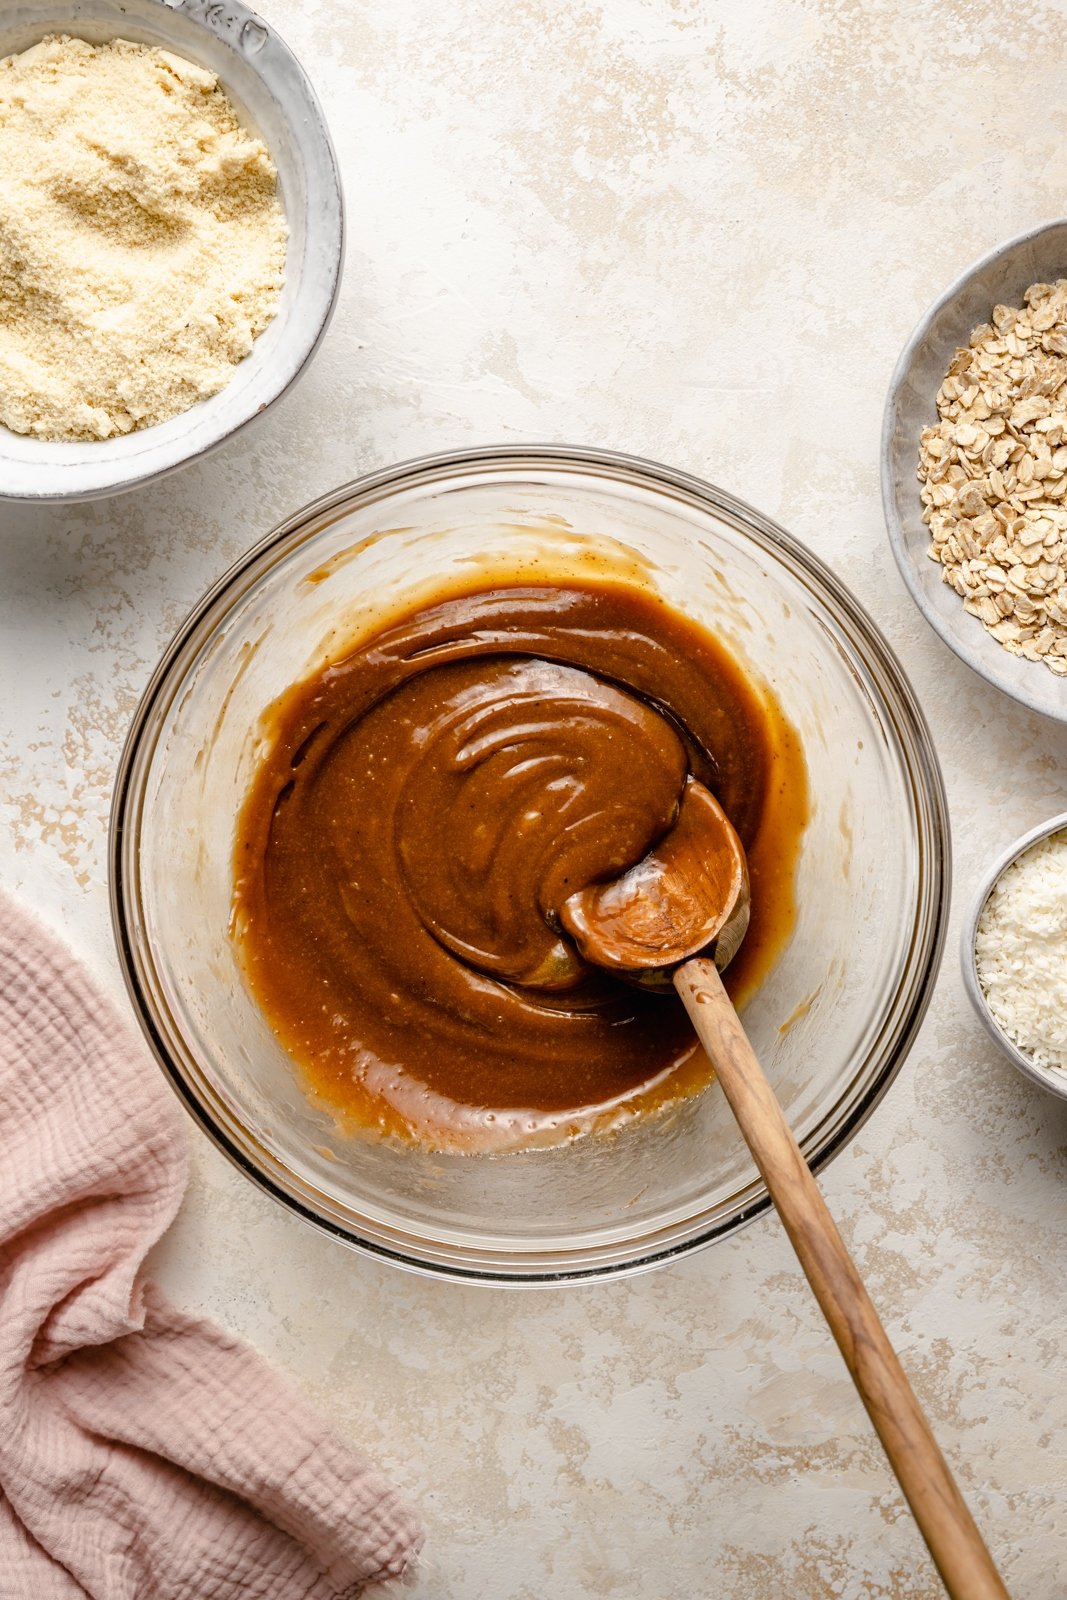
[0,889,422,1599]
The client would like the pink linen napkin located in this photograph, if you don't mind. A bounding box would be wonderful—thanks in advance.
[0,888,422,1599]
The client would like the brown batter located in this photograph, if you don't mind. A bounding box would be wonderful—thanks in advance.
[232,580,807,1150]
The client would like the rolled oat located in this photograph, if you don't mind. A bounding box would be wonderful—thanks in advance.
[918,280,1067,677]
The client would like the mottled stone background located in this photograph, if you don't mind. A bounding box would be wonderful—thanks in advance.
[2,0,1067,1594]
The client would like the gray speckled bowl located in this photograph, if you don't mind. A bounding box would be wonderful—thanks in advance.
[881,220,1067,725]
[962,809,1067,1100]
[0,0,343,503]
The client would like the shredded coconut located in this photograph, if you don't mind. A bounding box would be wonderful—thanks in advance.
[975,827,1067,1074]
[0,34,287,441]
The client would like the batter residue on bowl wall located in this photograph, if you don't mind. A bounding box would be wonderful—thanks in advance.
[232,578,808,1151]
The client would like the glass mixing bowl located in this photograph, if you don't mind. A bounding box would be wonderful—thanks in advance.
[110,446,949,1283]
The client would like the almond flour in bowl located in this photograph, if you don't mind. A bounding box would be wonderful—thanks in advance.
[0,33,287,441]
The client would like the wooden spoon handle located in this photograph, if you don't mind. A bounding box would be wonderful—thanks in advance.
[674,958,1009,1600]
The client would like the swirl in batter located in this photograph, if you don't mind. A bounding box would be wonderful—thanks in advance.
[233,580,807,1150]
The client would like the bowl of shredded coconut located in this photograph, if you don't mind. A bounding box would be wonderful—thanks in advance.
[0,0,343,502]
[964,811,1067,1098]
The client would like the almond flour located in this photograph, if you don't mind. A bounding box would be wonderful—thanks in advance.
[0,35,287,441]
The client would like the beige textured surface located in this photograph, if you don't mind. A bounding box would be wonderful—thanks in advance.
[1,1,1066,1593]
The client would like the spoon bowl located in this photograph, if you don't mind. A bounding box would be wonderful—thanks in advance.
[560,778,749,987]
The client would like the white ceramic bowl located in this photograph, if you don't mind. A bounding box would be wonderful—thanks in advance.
[962,809,1067,1099]
[0,0,343,503]
[882,220,1067,724]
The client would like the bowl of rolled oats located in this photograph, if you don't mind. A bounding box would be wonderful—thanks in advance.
[882,219,1067,721]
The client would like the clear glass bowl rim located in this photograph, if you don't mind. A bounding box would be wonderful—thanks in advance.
[109,443,951,1286]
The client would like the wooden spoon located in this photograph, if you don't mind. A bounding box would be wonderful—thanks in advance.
[560,780,1009,1600]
